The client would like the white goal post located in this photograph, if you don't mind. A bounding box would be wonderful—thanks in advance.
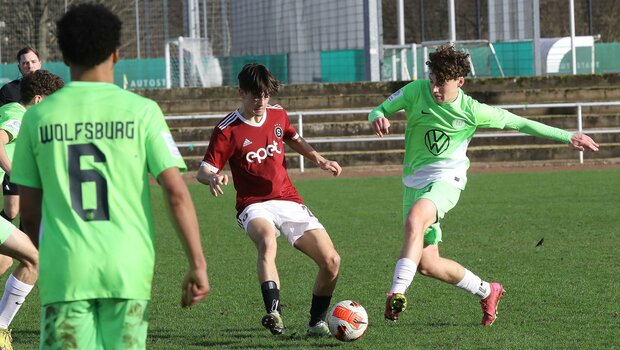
[165,37,223,88]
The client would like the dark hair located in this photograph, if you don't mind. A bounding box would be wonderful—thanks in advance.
[16,47,40,63]
[237,64,280,97]
[20,70,64,104]
[57,4,122,68]
[426,45,471,84]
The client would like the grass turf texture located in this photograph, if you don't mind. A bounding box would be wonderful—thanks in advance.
[6,169,620,349]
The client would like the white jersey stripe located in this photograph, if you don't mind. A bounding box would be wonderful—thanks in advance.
[217,111,240,130]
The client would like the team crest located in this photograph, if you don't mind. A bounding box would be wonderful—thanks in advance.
[452,119,466,129]
[424,129,450,156]
[274,124,283,139]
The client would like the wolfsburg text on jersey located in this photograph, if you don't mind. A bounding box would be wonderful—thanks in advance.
[39,121,136,143]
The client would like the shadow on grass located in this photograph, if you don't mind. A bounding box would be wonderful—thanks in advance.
[148,326,346,349]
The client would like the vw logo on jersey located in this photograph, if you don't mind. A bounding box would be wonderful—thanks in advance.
[424,129,450,156]
[246,140,282,163]
[274,124,283,139]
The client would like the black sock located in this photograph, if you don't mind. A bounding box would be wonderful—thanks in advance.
[309,294,332,326]
[0,210,12,223]
[261,281,281,314]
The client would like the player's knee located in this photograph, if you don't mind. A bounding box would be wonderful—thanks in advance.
[3,207,19,221]
[257,236,277,257]
[405,205,435,234]
[404,219,429,240]
[417,259,440,278]
[0,256,13,275]
[320,252,340,278]
[20,251,39,273]
[417,265,434,277]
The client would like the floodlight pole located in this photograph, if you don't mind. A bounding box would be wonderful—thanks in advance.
[363,0,381,81]
[135,0,141,59]
[397,0,407,80]
[448,0,456,43]
[569,0,577,75]
[0,21,4,64]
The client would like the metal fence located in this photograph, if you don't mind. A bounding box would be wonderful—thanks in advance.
[166,101,620,172]
[1,1,620,89]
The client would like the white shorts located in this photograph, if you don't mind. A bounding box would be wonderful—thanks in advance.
[237,200,325,245]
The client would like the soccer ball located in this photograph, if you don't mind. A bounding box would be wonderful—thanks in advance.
[327,300,368,342]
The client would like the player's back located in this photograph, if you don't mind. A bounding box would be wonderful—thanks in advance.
[14,81,182,304]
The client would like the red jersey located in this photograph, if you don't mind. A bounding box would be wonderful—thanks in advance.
[202,105,303,213]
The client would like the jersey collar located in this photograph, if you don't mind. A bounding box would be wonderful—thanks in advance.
[236,109,267,127]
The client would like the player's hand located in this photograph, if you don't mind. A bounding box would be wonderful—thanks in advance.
[371,117,390,137]
[209,174,228,197]
[181,268,211,308]
[319,159,342,177]
[569,133,599,151]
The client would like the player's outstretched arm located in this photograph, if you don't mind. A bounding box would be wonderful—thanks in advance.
[158,167,211,308]
[196,166,229,197]
[17,185,42,247]
[569,133,599,151]
[285,137,342,176]
[499,112,600,151]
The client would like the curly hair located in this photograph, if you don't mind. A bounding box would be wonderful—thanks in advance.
[426,45,471,84]
[20,70,65,105]
[238,63,281,97]
[57,4,122,68]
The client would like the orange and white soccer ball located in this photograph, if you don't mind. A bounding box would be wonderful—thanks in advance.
[327,300,368,341]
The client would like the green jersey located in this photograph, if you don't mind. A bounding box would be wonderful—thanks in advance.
[11,81,186,305]
[0,102,26,176]
[369,80,572,189]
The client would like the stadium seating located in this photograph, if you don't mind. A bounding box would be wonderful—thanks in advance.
[138,73,620,171]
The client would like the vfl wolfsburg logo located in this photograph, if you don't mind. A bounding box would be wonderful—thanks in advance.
[424,129,450,156]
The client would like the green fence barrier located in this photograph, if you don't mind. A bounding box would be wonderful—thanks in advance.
[320,50,366,82]
[594,43,620,74]
[116,58,167,89]
[491,41,535,77]
[2,42,620,88]
[231,55,288,84]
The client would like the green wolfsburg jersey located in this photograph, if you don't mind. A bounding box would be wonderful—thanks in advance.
[369,80,572,189]
[11,81,186,305]
[0,102,27,177]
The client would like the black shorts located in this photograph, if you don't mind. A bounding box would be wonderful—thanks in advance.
[2,174,18,196]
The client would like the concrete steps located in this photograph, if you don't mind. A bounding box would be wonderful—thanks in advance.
[169,113,620,142]
[182,142,620,171]
[172,113,620,171]
[132,74,620,171]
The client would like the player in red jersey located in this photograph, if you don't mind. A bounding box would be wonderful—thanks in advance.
[197,63,341,337]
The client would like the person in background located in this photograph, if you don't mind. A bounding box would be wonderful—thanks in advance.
[0,47,42,107]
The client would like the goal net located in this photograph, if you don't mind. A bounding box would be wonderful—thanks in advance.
[165,37,223,88]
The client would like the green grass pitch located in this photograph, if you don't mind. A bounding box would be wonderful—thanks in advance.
[7,168,620,349]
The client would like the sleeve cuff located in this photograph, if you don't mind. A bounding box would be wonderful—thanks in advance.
[199,161,220,173]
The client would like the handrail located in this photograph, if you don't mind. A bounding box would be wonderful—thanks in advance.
[167,101,620,171]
